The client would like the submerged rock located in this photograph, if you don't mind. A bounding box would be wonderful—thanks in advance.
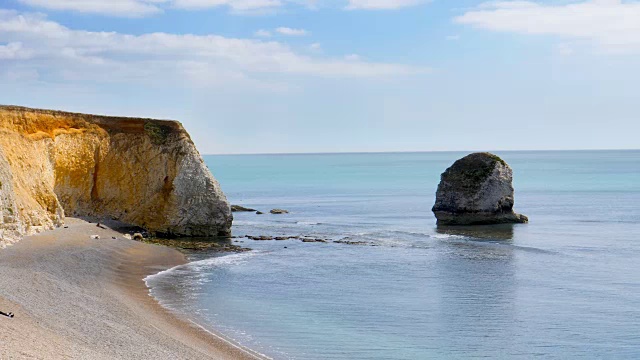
[432,152,528,225]
[301,238,327,243]
[248,235,274,241]
[270,209,289,214]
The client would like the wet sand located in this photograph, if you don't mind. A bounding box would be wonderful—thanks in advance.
[0,218,264,360]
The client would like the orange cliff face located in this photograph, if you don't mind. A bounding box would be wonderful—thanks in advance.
[0,106,232,247]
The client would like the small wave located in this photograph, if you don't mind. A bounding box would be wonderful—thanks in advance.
[445,238,556,255]
[509,244,557,255]
[338,230,462,249]
[296,221,321,226]
[188,251,263,271]
[145,251,264,285]
[348,230,463,240]
[429,233,464,239]
[232,220,268,226]
[577,219,639,224]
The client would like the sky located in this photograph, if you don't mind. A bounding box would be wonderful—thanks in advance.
[0,0,639,154]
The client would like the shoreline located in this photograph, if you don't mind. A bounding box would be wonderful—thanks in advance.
[0,218,265,360]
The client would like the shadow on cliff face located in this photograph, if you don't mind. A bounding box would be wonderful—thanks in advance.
[436,224,515,241]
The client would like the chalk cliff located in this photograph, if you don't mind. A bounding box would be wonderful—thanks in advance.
[0,106,232,247]
[432,152,528,225]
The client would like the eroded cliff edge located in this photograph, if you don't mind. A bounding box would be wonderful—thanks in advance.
[0,105,232,247]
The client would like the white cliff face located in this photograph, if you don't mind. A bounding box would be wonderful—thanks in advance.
[0,150,24,247]
[0,106,232,247]
[432,152,528,226]
[167,143,233,236]
[456,163,515,213]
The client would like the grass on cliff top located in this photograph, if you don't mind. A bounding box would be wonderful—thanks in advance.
[440,152,506,194]
[144,122,171,145]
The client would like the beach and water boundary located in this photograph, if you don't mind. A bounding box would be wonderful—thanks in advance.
[0,218,264,360]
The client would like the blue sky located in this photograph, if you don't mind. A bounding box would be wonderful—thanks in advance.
[1,0,639,153]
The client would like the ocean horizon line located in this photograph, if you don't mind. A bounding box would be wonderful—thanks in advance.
[205,148,640,156]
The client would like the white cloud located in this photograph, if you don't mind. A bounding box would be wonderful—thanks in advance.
[16,0,428,16]
[346,0,423,10]
[171,0,282,11]
[275,27,308,36]
[446,35,460,41]
[18,0,163,17]
[17,0,284,16]
[309,42,322,52]
[0,10,427,88]
[455,1,640,52]
[0,42,33,59]
[254,29,272,37]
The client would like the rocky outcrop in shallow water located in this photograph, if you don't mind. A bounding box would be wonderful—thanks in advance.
[432,152,528,225]
[0,105,232,247]
[270,209,289,214]
[231,205,257,212]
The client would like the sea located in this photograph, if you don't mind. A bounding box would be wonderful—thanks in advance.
[145,150,640,359]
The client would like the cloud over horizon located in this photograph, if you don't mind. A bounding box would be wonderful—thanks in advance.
[16,0,428,16]
[346,0,425,10]
[275,27,309,36]
[456,0,640,53]
[0,9,427,88]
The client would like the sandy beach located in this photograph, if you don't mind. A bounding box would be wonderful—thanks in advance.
[0,218,263,360]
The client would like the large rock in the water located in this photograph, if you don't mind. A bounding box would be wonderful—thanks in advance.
[0,105,232,247]
[432,152,528,225]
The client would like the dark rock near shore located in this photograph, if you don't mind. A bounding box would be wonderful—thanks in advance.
[333,240,368,246]
[301,238,327,243]
[244,234,331,243]
[270,209,289,214]
[432,152,528,225]
[138,237,250,252]
[231,205,257,212]
[248,235,274,241]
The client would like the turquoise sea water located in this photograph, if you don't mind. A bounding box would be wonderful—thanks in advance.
[146,151,640,359]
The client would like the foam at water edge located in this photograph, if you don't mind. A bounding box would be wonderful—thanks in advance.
[144,250,264,284]
[143,250,272,359]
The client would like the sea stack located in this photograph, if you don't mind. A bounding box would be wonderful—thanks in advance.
[0,105,232,247]
[432,152,528,225]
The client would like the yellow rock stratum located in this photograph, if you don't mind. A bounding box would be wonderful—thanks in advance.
[0,106,232,247]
